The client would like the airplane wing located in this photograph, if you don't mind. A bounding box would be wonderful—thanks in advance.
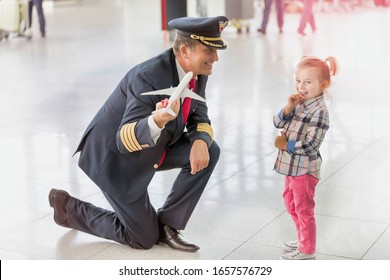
[181,87,206,102]
[141,87,206,102]
[141,87,176,96]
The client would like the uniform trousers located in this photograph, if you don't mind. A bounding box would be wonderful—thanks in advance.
[66,134,220,249]
[283,174,318,254]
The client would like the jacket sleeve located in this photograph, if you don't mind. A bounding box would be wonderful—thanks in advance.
[116,74,157,154]
[273,108,294,128]
[186,95,214,147]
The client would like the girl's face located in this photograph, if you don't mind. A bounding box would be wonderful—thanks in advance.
[295,66,324,102]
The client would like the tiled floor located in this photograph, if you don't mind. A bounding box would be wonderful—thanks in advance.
[1,0,390,260]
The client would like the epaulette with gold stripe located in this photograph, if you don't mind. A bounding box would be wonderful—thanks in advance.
[197,123,214,140]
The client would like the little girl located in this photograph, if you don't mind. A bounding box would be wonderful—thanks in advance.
[273,56,338,260]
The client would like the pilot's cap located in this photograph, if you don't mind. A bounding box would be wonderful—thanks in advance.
[168,16,229,50]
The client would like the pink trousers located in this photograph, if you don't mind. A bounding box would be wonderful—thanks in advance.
[283,174,319,254]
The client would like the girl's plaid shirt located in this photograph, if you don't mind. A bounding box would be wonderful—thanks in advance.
[273,95,330,179]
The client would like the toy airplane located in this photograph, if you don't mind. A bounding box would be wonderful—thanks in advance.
[141,71,206,116]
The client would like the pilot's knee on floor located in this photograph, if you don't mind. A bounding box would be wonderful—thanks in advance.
[123,230,159,249]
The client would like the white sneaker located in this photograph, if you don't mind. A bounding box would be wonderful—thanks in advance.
[283,240,299,252]
[280,249,316,260]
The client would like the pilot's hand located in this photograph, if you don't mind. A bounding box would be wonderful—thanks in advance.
[189,140,209,175]
[153,99,180,128]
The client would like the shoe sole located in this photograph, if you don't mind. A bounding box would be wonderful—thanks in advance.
[48,188,71,228]
[48,188,58,207]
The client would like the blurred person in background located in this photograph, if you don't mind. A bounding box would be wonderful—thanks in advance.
[258,0,284,34]
[297,0,316,35]
[28,0,46,37]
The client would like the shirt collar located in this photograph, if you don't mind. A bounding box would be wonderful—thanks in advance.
[175,59,197,81]
[175,59,186,81]
[300,95,325,110]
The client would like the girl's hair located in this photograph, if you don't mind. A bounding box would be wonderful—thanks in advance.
[297,56,339,89]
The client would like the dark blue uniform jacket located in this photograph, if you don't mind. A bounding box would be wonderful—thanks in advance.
[74,49,214,203]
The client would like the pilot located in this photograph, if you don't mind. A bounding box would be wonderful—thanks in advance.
[48,16,229,252]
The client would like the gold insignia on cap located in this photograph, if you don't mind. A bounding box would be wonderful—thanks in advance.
[190,34,225,48]
[219,20,229,32]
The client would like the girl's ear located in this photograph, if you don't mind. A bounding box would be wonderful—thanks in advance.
[321,80,329,90]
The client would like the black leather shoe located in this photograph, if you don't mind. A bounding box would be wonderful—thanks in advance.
[159,224,199,252]
[48,188,71,228]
